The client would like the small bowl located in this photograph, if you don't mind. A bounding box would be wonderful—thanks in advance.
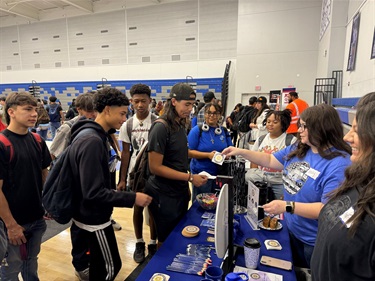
[196,193,218,210]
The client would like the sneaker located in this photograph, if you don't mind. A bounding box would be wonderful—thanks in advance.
[147,244,157,256]
[75,268,89,281]
[111,219,122,231]
[133,242,146,263]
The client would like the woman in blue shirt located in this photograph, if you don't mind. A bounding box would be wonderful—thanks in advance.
[188,102,233,201]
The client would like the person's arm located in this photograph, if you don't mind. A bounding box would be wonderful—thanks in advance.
[118,142,131,191]
[149,151,207,187]
[222,146,283,170]
[0,180,26,245]
[263,200,324,219]
[59,107,65,123]
[188,149,215,160]
[109,134,121,156]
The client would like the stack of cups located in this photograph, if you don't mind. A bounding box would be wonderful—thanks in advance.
[243,238,261,269]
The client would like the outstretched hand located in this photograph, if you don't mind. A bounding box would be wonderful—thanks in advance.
[221,146,241,158]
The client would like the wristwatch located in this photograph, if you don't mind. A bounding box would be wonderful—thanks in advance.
[286,201,295,214]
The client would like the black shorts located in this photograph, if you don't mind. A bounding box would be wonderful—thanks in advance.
[144,182,189,242]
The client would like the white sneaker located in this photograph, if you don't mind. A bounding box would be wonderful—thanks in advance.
[111,219,122,231]
[75,268,89,281]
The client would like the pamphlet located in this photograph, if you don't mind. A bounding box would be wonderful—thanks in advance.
[245,181,259,230]
[233,265,283,281]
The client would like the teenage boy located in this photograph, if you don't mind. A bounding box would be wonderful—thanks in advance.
[48,93,96,280]
[68,87,152,281]
[118,84,158,263]
[0,92,52,280]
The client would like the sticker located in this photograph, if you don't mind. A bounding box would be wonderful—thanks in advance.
[306,167,320,180]
[339,206,355,228]
[207,236,215,242]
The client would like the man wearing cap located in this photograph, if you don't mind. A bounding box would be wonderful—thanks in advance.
[197,91,216,126]
[144,82,208,248]
[285,92,309,135]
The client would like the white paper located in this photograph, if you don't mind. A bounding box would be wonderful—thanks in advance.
[198,171,217,179]
[233,265,283,281]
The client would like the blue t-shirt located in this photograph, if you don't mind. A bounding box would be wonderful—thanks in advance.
[273,145,351,246]
[188,125,233,175]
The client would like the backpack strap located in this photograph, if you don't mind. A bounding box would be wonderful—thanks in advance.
[31,132,42,153]
[0,133,13,163]
[126,117,134,140]
[285,133,294,146]
[257,134,266,147]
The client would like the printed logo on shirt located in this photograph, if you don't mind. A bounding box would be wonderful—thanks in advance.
[283,161,310,195]
[319,195,351,235]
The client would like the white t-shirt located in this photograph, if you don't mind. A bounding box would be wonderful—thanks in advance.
[118,112,155,185]
[250,133,297,184]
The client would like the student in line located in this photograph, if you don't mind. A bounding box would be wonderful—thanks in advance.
[311,92,375,280]
[68,87,152,280]
[118,83,158,263]
[0,92,52,280]
[222,104,352,268]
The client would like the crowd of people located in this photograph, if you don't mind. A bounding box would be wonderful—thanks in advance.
[1,86,374,281]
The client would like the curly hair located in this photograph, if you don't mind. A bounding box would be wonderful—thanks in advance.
[330,92,375,236]
[94,87,129,113]
[286,104,351,160]
[262,109,292,133]
[129,83,151,97]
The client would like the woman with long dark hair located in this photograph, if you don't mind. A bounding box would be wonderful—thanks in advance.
[311,92,375,280]
[223,104,351,268]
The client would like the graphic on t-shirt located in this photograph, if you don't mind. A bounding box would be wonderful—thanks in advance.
[260,145,285,174]
[283,161,310,194]
[319,195,351,236]
[132,136,146,156]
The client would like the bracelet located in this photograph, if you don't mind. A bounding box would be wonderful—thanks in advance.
[291,201,295,214]
[188,174,194,182]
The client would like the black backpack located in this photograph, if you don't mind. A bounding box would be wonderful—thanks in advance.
[128,119,168,192]
[42,128,95,224]
[237,107,256,133]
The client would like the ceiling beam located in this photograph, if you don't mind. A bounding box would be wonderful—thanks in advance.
[0,2,39,20]
[60,0,93,13]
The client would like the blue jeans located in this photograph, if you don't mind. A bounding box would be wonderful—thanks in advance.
[0,220,6,260]
[1,219,47,281]
[49,121,61,140]
[289,231,314,268]
[192,179,219,201]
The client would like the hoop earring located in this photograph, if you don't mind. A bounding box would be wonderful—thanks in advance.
[202,123,209,132]
[215,127,222,135]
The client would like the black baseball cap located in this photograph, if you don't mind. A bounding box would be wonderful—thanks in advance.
[203,91,216,103]
[169,83,196,101]
[257,96,267,104]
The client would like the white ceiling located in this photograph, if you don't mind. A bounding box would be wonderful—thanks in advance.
[0,0,188,27]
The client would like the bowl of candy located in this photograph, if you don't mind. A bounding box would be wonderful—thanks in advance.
[196,193,218,210]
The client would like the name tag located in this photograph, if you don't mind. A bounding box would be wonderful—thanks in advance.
[306,167,320,180]
[339,207,355,228]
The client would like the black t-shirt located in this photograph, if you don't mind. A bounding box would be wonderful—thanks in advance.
[148,121,189,197]
[0,130,52,225]
[311,187,375,280]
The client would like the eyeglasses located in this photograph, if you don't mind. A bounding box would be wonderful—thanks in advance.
[297,121,308,131]
[206,111,219,116]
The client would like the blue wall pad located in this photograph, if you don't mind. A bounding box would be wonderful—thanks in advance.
[0,78,223,109]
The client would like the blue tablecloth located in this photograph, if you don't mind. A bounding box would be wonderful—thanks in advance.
[136,202,296,281]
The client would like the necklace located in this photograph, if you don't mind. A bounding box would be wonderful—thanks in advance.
[209,130,215,144]
[137,116,147,127]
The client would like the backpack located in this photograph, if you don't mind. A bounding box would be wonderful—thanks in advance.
[237,107,256,133]
[257,133,294,148]
[0,132,42,163]
[48,104,60,122]
[128,119,168,192]
[42,128,95,224]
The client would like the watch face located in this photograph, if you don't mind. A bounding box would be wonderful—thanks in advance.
[286,202,292,212]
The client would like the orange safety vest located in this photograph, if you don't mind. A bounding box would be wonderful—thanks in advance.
[286,98,309,134]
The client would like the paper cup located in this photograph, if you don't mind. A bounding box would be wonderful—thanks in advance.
[243,238,261,269]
